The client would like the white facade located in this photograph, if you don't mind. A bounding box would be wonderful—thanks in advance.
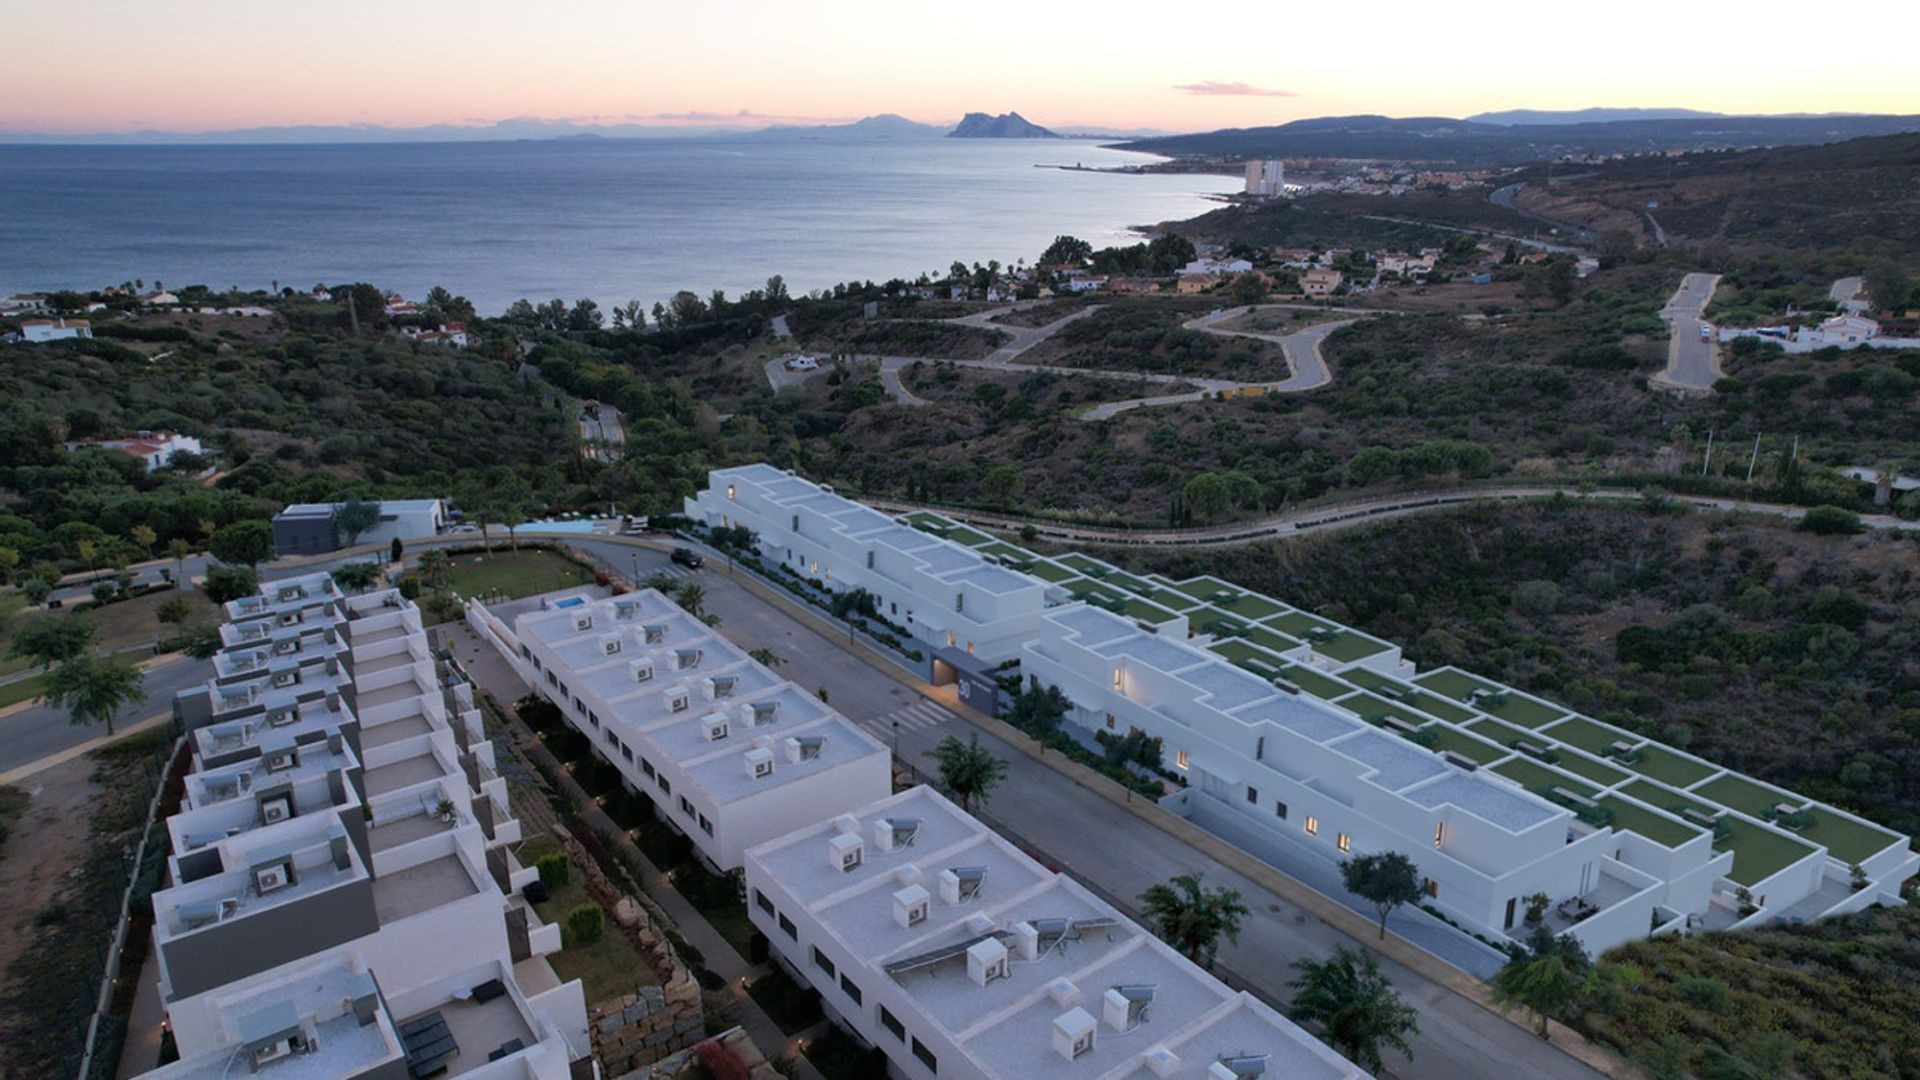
[488,587,892,871]
[686,468,1919,958]
[68,431,204,471]
[148,578,588,1078]
[21,317,92,341]
[746,785,1364,1080]
[685,464,1052,664]
[1244,159,1285,198]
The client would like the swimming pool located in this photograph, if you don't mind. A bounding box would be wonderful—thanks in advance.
[519,519,607,534]
[553,597,587,609]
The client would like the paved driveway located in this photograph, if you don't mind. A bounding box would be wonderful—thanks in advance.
[1654,272,1723,393]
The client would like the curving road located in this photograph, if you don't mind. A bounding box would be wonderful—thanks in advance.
[1653,272,1723,394]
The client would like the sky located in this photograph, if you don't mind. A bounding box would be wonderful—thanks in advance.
[6,0,1919,136]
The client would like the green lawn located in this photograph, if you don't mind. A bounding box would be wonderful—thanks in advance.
[1539,715,1631,755]
[1716,822,1818,887]
[1425,725,1509,766]
[1465,717,1532,748]
[1619,778,1719,821]
[974,542,1033,562]
[1480,693,1568,729]
[1274,665,1351,701]
[1622,744,1717,788]
[1414,668,1499,702]
[1056,553,1112,575]
[518,836,659,1004]
[1600,796,1703,849]
[1791,807,1903,865]
[1311,631,1392,663]
[1212,592,1284,619]
[0,673,49,709]
[3,587,223,679]
[1026,561,1079,583]
[1167,576,1234,601]
[946,526,994,548]
[1551,751,1630,788]
[443,549,594,604]
[1266,611,1338,638]
[1492,757,1598,799]
[1242,626,1302,656]
[1337,692,1435,733]
[1692,773,1794,819]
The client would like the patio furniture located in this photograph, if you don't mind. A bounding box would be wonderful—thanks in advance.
[470,977,507,1003]
[488,1038,527,1062]
[399,1011,457,1078]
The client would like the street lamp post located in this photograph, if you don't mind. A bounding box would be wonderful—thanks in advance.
[892,719,900,759]
[629,552,639,589]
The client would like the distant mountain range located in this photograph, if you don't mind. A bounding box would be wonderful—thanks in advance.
[1114,112,1920,166]
[948,112,1061,139]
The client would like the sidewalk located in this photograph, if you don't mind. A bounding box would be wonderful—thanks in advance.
[438,621,826,1080]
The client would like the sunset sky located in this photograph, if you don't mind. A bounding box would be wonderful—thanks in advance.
[6,0,1918,135]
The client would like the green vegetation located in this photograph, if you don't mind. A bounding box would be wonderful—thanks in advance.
[746,967,824,1035]
[515,835,654,1003]
[439,547,595,604]
[1286,946,1420,1076]
[924,731,1007,814]
[1138,872,1249,971]
[1339,851,1424,940]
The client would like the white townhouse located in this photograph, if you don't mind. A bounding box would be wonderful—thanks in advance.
[480,587,892,872]
[685,464,1052,665]
[147,579,591,1079]
[746,785,1365,1080]
[21,316,92,341]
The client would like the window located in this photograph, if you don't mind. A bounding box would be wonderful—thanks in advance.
[1245,786,1259,805]
[879,1006,905,1042]
[699,814,713,836]
[1175,750,1189,770]
[791,514,799,531]
[954,592,964,613]
[519,644,531,660]
[778,913,797,940]
[911,1038,938,1073]
[603,729,616,746]
[839,974,862,1006]
[726,484,735,500]
[573,697,585,714]
[657,775,671,794]
[754,889,775,917]
[588,711,600,728]
[866,551,875,569]
[641,758,656,779]
[1434,821,1446,849]
[621,745,633,762]
[1304,815,1318,836]
[1255,735,1265,760]
[1105,713,1116,730]
[813,947,835,978]
[1504,896,1515,928]
[546,671,557,686]
[1337,832,1351,853]
[679,796,694,818]
[1426,878,1440,899]
[1275,801,1288,820]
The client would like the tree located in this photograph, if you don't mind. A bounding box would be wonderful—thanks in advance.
[208,520,274,568]
[924,732,1008,813]
[1798,505,1863,535]
[1287,946,1420,1075]
[675,582,706,618]
[1005,684,1069,740]
[391,536,405,563]
[1145,234,1197,274]
[179,624,224,659]
[155,594,194,626]
[1491,929,1591,1038]
[566,299,604,332]
[1040,235,1094,267]
[335,495,382,546]
[331,561,384,593]
[1139,872,1248,970]
[748,647,783,668]
[8,616,97,671]
[979,464,1026,507]
[1183,472,1231,521]
[417,548,451,589]
[202,565,260,604]
[129,523,157,554]
[40,653,147,737]
[1231,272,1268,306]
[167,537,193,588]
[764,274,789,304]
[1865,261,1911,315]
[1340,852,1425,940]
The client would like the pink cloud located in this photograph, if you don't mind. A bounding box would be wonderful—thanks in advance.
[1175,81,1296,98]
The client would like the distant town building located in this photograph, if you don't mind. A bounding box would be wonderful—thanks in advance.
[1244,158,1286,198]
[138,289,179,306]
[1300,268,1344,298]
[399,321,470,347]
[0,293,47,316]
[271,499,447,557]
[20,317,92,342]
[66,431,204,472]
[1178,257,1254,278]
[1106,276,1163,296]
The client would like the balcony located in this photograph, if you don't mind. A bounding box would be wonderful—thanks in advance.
[372,853,481,923]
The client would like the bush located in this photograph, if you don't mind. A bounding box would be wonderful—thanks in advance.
[563,903,605,946]
[1512,579,1561,617]
[535,852,571,891]
[1797,505,1863,535]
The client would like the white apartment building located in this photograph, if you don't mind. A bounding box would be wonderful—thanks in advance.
[474,586,892,871]
[686,469,1918,957]
[20,316,92,341]
[147,577,589,1079]
[685,464,1051,665]
[1243,159,1285,198]
[746,785,1364,1080]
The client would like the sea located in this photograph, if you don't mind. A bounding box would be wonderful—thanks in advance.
[0,138,1235,314]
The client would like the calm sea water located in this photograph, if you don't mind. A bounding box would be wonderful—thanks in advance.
[0,139,1233,313]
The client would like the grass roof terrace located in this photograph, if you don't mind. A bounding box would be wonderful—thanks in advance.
[1491,757,1599,800]
[1275,665,1352,701]
[1243,625,1304,656]
[1621,744,1718,788]
[1465,717,1533,749]
[1791,808,1905,865]
[1167,576,1240,602]
[1619,779,1719,821]
[1337,691,1436,733]
[946,525,994,547]
[1715,822,1818,886]
[1025,560,1079,583]
[1424,725,1508,766]
[1692,773,1796,819]
[1208,638,1290,678]
[1310,630,1394,664]
[1539,715,1631,755]
[1599,796,1701,849]
[1549,752,1631,789]
[1266,611,1338,638]
[1413,668,1500,702]
[1212,592,1285,619]
[1336,669,1478,724]
[973,541,1034,563]
[1056,552,1114,575]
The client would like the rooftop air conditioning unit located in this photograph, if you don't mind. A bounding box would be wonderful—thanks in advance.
[873,817,920,853]
[967,938,1010,986]
[254,862,291,895]
[1143,1045,1182,1078]
[1211,1054,1271,1079]
[744,700,778,727]
[702,714,730,742]
[644,625,667,644]
[273,671,297,688]
[631,661,654,683]
[1053,1008,1097,1062]
[893,884,930,928]
[828,832,863,873]
[1047,978,1082,1008]
[261,796,292,824]
[744,747,774,780]
[267,708,295,728]
[573,614,592,631]
[1013,920,1040,960]
[786,735,826,763]
[265,749,297,772]
[600,634,621,655]
[675,649,703,670]
[709,676,737,699]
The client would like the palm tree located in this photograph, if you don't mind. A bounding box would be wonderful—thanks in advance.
[1490,930,1591,1039]
[40,654,148,737]
[1287,946,1420,1075]
[502,506,526,550]
[924,732,1007,813]
[749,647,783,668]
[417,548,452,589]
[1138,872,1249,971]
[167,537,193,588]
[675,582,706,618]
[330,561,384,594]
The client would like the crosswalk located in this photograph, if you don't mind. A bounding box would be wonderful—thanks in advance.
[860,699,957,740]
[637,564,699,583]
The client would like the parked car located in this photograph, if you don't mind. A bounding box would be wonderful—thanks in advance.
[671,547,704,569]
[783,355,819,372]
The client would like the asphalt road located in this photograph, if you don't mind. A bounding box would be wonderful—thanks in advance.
[0,653,207,775]
[1654,272,1723,392]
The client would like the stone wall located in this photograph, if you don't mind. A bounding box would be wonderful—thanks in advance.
[615,1025,779,1080]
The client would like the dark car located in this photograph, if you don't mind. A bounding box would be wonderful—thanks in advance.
[671,547,704,569]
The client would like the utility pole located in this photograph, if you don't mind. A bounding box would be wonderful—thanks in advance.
[1701,429,1714,476]
[346,289,361,339]
[1745,436,1761,483]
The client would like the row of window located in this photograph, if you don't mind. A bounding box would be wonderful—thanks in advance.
[753,888,940,1074]
[538,683,720,840]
